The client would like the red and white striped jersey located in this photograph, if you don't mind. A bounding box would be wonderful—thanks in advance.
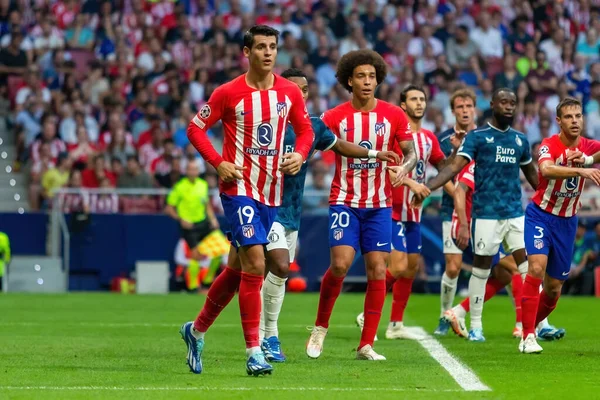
[188,74,313,206]
[532,134,600,217]
[392,128,445,221]
[321,101,413,208]
[451,161,475,237]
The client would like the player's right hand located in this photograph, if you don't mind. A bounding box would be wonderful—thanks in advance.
[411,183,431,201]
[456,225,470,250]
[280,152,304,175]
[387,166,408,187]
[579,168,600,185]
[567,150,585,165]
[217,161,246,182]
[450,132,466,149]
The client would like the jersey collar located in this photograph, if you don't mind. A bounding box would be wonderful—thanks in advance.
[487,122,510,133]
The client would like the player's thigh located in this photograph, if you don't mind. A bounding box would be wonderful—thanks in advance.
[389,248,408,277]
[266,248,290,278]
[442,220,463,255]
[329,205,360,254]
[546,215,578,282]
[492,258,514,286]
[266,221,289,253]
[471,218,504,256]
[495,254,517,275]
[359,207,392,254]
[226,245,241,271]
[504,216,525,253]
[444,253,463,278]
[329,245,356,277]
[221,194,274,249]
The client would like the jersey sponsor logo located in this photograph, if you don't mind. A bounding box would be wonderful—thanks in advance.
[565,176,580,191]
[242,224,255,238]
[375,122,386,136]
[358,140,372,161]
[350,140,380,168]
[333,228,343,240]
[268,231,279,243]
[515,136,522,147]
[277,102,288,118]
[534,238,544,249]
[284,144,295,154]
[495,146,517,163]
[415,160,425,181]
[199,104,211,119]
[247,123,279,155]
[485,136,495,143]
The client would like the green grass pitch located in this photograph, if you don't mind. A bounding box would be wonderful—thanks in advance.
[0,293,598,399]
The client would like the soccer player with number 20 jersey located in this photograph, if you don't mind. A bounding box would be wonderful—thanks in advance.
[306,50,417,361]
[520,97,600,354]
[180,25,315,376]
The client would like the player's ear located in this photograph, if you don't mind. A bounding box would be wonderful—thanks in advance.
[242,46,250,58]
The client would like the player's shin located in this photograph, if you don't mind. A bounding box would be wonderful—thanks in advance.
[521,274,543,338]
[511,273,523,326]
[440,271,459,316]
[239,271,264,354]
[315,268,345,328]
[262,272,287,339]
[390,277,414,323]
[535,289,560,326]
[359,279,386,349]
[468,267,491,330]
[385,269,397,292]
[193,267,242,338]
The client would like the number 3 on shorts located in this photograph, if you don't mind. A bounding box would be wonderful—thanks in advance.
[331,211,350,229]
[533,226,544,239]
[237,206,255,224]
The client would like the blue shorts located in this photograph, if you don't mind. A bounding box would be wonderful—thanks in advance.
[391,221,422,254]
[329,205,392,254]
[220,194,277,249]
[524,203,577,280]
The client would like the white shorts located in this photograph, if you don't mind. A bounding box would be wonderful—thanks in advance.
[471,217,525,256]
[442,220,462,255]
[266,221,299,261]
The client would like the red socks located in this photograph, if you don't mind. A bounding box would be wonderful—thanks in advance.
[511,273,523,324]
[521,274,543,338]
[315,268,345,329]
[194,267,241,332]
[359,279,386,349]
[460,276,505,312]
[390,277,414,322]
[238,272,263,349]
[535,289,559,326]
[385,269,397,292]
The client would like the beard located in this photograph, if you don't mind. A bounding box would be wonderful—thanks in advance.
[495,113,515,126]
[408,110,424,121]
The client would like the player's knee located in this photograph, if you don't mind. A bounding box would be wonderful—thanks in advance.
[269,259,289,278]
[445,259,461,278]
[527,261,545,278]
[544,280,562,299]
[244,255,266,275]
[366,262,387,280]
[329,261,350,278]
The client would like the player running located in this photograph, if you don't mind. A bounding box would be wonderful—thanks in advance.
[443,160,524,338]
[355,85,455,340]
[180,25,314,376]
[417,88,539,342]
[259,68,399,362]
[433,89,477,336]
[306,50,417,361]
[520,97,600,354]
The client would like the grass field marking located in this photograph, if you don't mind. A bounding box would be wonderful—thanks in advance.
[0,322,358,329]
[0,386,461,392]
[414,327,491,392]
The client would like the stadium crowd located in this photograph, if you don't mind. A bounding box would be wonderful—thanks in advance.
[3,0,600,217]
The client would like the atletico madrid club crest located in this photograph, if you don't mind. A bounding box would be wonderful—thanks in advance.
[534,239,544,249]
[375,122,386,136]
[242,224,255,238]
[333,228,343,241]
[277,102,288,118]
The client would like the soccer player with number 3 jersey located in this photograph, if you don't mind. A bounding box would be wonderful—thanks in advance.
[306,50,417,361]
[520,97,600,354]
[180,25,314,376]
[422,88,539,342]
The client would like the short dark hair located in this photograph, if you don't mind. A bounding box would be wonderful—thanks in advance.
[400,85,427,104]
[335,50,387,93]
[281,68,307,80]
[492,87,515,101]
[556,97,582,117]
[243,25,280,49]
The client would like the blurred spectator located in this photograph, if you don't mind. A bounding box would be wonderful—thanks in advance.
[89,177,119,214]
[446,25,477,70]
[82,154,116,188]
[42,152,71,204]
[494,53,523,92]
[526,50,558,103]
[470,11,503,60]
[118,155,153,189]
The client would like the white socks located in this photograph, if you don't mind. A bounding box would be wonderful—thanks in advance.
[468,267,491,330]
[518,261,528,279]
[259,272,288,340]
[440,272,458,317]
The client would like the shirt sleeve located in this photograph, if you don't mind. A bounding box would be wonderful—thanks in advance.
[583,137,600,156]
[187,85,226,168]
[519,135,532,165]
[457,161,475,191]
[457,131,477,162]
[320,110,339,137]
[428,132,446,166]
[287,86,314,160]
[394,107,413,142]
[537,139,555,164]
[312,117,337,151]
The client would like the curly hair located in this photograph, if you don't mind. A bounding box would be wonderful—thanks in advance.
[335,50,388,93]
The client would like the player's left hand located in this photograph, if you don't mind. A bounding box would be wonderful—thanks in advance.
[410,196,423,208]
[210,218,220,230]
[411,183,431,201]
[566,150,585,165]
[450,132,466,149]
[387,165,407,187]
[456,225,470,250]
[376,151,401,164]
[280,152,304,175]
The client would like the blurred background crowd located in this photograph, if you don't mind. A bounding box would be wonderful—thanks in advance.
[2,0,600,216]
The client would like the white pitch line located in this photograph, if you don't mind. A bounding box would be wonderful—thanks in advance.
[0,322,357,329]
[414,327,491,392]
[0,386,460,392]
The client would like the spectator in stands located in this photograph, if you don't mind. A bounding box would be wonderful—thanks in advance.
[14,93,42,155]
[564,223,596,295]
[31,114,66,165]
[42,151,71,206]
[65,14,95,51]
[82,154,116,188]
[494,53,523,92]
[446,25,478,70]
[0,28,28,85]
[14,66,51,111]
[90,177,119,214]
[117,155,153,189]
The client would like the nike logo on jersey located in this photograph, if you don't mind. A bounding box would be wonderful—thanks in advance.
[241,110,252,116]
[377,242,388,247]
[485,136,495,143]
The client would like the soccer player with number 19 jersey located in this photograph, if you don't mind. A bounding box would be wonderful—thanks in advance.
[306,50,417,361]
[180,26,314,376]
[520,97,600,354]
